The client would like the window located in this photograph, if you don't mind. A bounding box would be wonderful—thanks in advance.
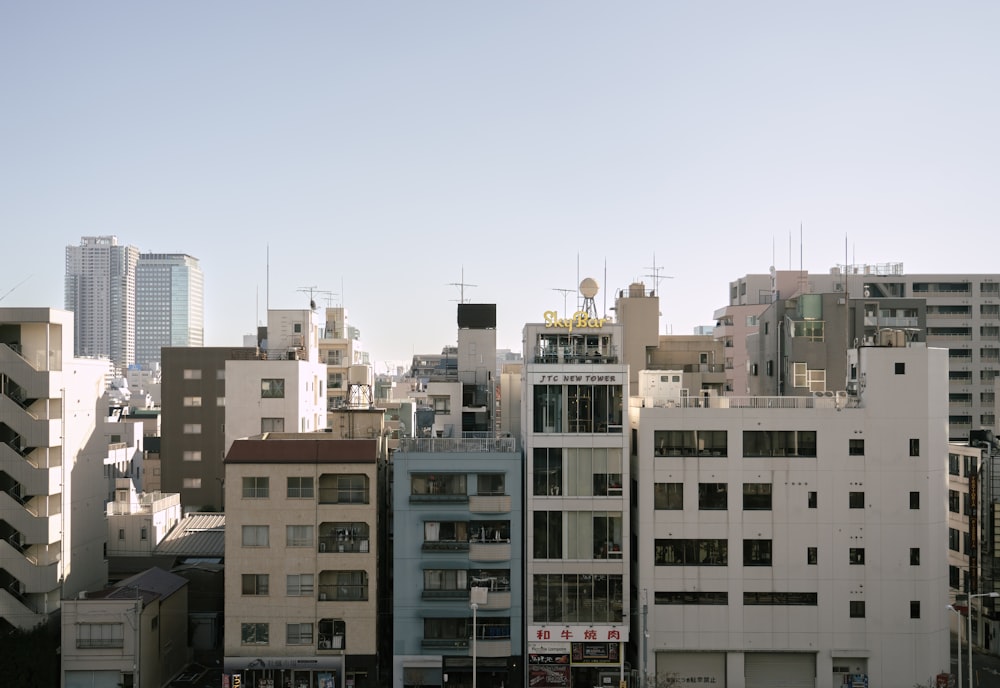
[654,483,684,510]
[261,378,285,398]
[140,527,148,541]
[409,473,463,498]
[217,396,225,406]
[533,448,563,495]
[698,483,728,510]
[743,539,772,566]
[849,548,865,565]
[655,539,728,566]
[849,601,865,618]
[241,623,269,645]
[287,574,314,596]
[909,439,920,456]
[286,525,314,547]
[895,362,906,375]
[949,454,961,475]
[242,525,269,547]
[320,570,368,601]
[849,439,864,456]
[242,477,269,499]
[183,369,202,380]
[477,474,505,496]
[533,511,563,558]
[183,423,202,434]
[287,477,314,499]
[118,529,124,540]
[949,490,960,513]
[261,417,285,433]
[655,591,729,605]
[424,569,467,592]
[910,548,920,565]
[910,492,920,509]
[949,528,960,552]
[910,601,920,619]
[76,623,124,649]
[654,430,728,456]
[335,474,368,503]
[808,491,817,508]
[183,478,202,488]
[743,592,818,606]
[182,450,202,462]
[743,483,772,510]
[849,492,864,509]
[242,574,269,595]
[422,521,467,546]
[287,623,313,645]
[217,368,225,380]
[532,574,624,623]
[424,618,469,643]
[807,547,818,565]
[183,396,202,407]
[431,396,450,414]
[742,430,816,457]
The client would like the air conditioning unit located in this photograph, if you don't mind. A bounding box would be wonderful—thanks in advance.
[319,592,328,601]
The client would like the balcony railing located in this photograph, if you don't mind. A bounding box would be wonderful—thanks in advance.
[399,437,517,453]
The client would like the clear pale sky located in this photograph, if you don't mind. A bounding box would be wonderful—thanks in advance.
[3,2,998,366]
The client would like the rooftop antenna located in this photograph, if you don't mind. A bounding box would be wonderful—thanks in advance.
[448,267,477,304]
[297,286,326,310]
[552,288,575,318]
[317,291,338,308]
[0,275,31,303]
[644,253,674,294]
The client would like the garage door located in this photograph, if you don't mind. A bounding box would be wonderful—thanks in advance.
[657,651,726,687]
[745,652,816,688]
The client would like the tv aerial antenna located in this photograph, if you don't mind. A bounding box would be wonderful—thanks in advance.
[552,288,576,318]
[297,286,330,310]
[644,253,674,293]
[448,267,477,304]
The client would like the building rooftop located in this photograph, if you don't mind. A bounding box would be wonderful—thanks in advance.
[225,435,379,464]
[156,512,226,558]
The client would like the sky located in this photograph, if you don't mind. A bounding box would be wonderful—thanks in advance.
[2,2,998,367]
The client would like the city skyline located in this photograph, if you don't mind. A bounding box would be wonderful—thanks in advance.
[3,2,998,365]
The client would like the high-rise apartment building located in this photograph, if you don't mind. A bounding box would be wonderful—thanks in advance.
[0,308,110,631]
[136,253,204,369]
[65,235,139,370]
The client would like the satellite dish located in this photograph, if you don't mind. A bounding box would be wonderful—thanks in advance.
[579,277,599,299]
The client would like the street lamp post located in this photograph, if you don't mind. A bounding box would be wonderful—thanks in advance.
[470,586,488,688]
[947,605,963,688]
[966,591,999,688]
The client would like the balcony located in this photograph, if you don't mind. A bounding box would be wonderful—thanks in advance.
[399,437,518,453]
[469,495,511,514]
[469,541,511,562]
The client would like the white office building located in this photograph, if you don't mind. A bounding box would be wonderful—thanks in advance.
[630,338,949,687]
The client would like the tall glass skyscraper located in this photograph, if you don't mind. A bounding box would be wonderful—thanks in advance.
[65,237,204,372]
[65,235,140,369]
[136,253,204,369]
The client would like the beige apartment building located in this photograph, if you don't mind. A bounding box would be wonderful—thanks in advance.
[223,434,380,688]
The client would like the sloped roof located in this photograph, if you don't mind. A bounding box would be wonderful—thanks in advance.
[155,512,225,558]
